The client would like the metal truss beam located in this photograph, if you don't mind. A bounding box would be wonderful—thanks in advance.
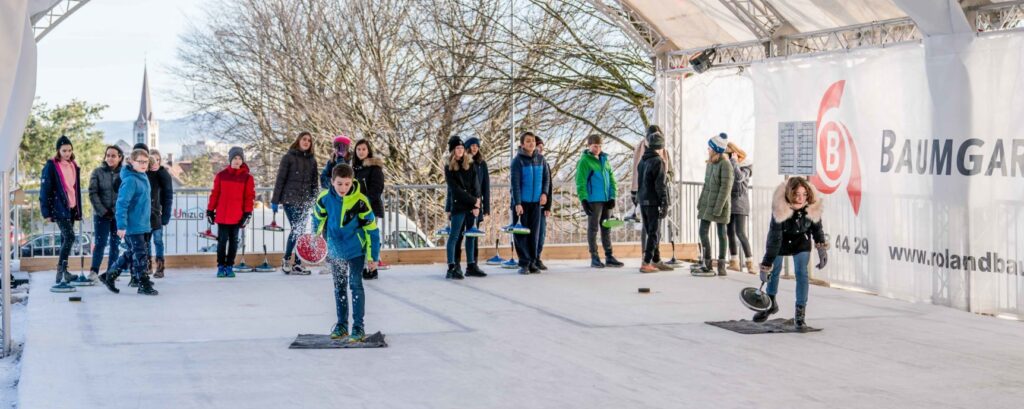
[718,0,794,40]
[971,1,1024,32]
[31,0,91,43]
[588,0,669,54]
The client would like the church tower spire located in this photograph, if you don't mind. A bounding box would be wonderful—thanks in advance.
[133,64,159,149]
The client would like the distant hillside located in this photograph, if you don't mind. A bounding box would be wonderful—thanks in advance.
[92,116,215,157]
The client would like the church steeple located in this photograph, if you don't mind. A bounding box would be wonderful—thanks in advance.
[132,64,159,149]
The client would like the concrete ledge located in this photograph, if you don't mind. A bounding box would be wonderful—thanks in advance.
[18,242,700,272]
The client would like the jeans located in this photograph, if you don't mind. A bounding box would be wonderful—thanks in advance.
[330,255,366,330]
[586,201,613,257]
[149,227,165,259]
[109,233,149,280]
[216,224,241,266]
[699,220,728,260]
[91,216,119,272]
[766,251,810,307]
[56,218,75,265]
[447,211,477,264]
[727,214,752,258]
[283,204,308,265]
[513,203,542,267]
[453,215,480,264]
[640,206,661,263]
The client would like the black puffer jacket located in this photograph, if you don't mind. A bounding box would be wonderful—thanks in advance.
[145,166,173,229]
[272,148,319,207]
[352,156,385,217]
[636,149,669,208]
[88,162,121,219]
[445,157,480,213]
[761,182,826,266]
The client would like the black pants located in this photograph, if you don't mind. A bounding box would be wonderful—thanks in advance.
[56,218,76,266]
[727,214,752,258]
[586,201,613,257]
[513,202,542,267]
[699,220,728,260]
[454,215,480,264]
[640,206,661,264]
[216,224,241,267]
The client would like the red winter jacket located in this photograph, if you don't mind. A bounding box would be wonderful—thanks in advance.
[208,164,255,225]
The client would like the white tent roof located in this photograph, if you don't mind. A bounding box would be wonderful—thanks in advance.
[618,0,1019,51]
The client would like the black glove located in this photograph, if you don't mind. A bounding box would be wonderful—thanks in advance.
[240,212,252,227]
[815,245,828,269]
[606,200,615,210]
[104,210,114,219]
[630,191,637,206]
[581,200,592,216]
[206,210,216,225]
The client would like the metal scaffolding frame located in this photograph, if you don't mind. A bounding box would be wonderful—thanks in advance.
[31,0,92,42]
[972,0,1024,32]
[719,0,794,40]
[587,0,669,54]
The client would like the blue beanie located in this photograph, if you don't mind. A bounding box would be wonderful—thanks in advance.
[464,137,481,149]
[708,134,727,154]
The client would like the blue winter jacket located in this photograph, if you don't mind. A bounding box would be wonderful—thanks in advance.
[320,157,350,190]
[39,159,83,221]
[115,165,152,235]
[510,149,550,205]
[314,180,381,262]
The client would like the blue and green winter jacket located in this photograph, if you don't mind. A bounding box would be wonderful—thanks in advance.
[510,148,550,205]
[115,165,152,235]
[575,150,616,203]
[314,180,381,262]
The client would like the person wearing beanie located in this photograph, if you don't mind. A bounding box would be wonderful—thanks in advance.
[89,145,123,282]
[272,131,319,275]
[443,136,482,279]
[145,149,174,279]
[133,142,149,152]
[352,138,387,279]
[208,146,256,278]
[451,136,490,276]
[510,132,549,275]
[725,142,754,273]
[629,126,672,223]
[576,134,623,268]
[320,135,352,189]
[40,135,84,288]
[637,131,671,273]
[534,137,552,270]
[695,134,735,276]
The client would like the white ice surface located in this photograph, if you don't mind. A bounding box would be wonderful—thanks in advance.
[15,260,1024,409]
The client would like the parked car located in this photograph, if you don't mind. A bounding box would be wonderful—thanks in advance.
[20,232,92,258]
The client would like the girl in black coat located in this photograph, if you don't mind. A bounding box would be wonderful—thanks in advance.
[272,131,320,275]
[352,139,386,278]
[755,177,829,331]
[443,136,481,280]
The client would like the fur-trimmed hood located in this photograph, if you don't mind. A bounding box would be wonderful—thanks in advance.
[771,181,823,222]
[354,156,384,168]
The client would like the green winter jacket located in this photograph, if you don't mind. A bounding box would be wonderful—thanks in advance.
[575,150,616,202]
[697,158,734,224]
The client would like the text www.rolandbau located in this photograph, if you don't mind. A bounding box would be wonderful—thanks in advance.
[889,246,1024,275]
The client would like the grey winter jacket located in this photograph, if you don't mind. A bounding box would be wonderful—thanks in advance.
[88,162,121,219]
[729,157,752,216]
[696,157,734,224]
[272,148,319,207]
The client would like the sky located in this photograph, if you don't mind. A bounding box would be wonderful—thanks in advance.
[35,0,208,121]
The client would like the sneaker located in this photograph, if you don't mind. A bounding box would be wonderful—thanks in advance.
[535,260,548,271]
[216,265,226,278]
[464,227,485,237]
[639,264,658,273]
[291,264,311,275]
[605,255,624,268]
[281,258,292,274]
[445,264,464,280]
[225,265,236,278]
[465,263,487,277]
[98,272,119,294]
[330,323,349,340]
[88,270,99,283]
[518,266,530,275]
[348,327,366,342]
[654,261,674,271]
[591,256,606,268]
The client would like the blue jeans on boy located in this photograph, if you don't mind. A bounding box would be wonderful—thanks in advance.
[91,216,120,272]
[331,255,366,330]
[109,234,150,280]
[283,205,307,265]
[446,211,477,265]
[149,227,165,259]
[766,251,810,306]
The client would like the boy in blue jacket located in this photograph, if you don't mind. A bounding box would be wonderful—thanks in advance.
[510,132,550,275]
[100,149,157,295]
[314,164,381,342]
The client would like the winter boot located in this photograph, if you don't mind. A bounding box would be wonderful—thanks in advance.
[752,295,778,323]
[281,258,293,274]
[129,276,140,287]
[349,326,366,342]
[604,254,624,268]
[745,260,756,275]
[654,261,674,271]
[98,272,119,294]
[727,256,740,271]
[330,323,349,340]
[717,259,728,276]
[137,274,159,296]
[795,305,807,332]
[154,258,165,278]
[535,260,548,271]
[446,264,464,280]
[465,263,487,277]
[701,257,713,273]
[590,255,606,268]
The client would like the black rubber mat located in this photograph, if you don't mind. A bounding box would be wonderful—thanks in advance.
[705,318,822,334]
[289,332,388,348]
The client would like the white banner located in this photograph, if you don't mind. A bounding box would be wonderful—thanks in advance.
[748,34,1024,316]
